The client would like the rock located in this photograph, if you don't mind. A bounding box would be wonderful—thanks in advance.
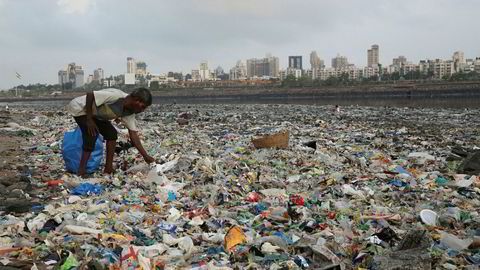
[373,230,433,270]
[0,176,14,186]
[373,249,432,270]
[0,200,35,213]
[176,118,189,125]
[6,182,30,192]
[397,230,431,250]
[468,239,480,250]
[458,151,480,175]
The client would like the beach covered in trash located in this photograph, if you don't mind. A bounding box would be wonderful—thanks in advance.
[1,102,480,270]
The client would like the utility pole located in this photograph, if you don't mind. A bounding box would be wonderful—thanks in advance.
[15,71,22,97]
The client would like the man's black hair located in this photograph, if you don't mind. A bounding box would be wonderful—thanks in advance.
[130,87,152,106]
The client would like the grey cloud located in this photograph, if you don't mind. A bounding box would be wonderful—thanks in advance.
[0,0,479,89]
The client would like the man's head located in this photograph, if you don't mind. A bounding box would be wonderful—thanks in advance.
[126,87,152,113]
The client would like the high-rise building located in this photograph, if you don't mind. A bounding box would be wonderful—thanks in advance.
[75,68,84,87]
[367,44,379,67]
[199,61,210,81]
[331,54,349,70]
[59,62,84,88]
[58,70,67,86]
[392,56,408,66]
[230,60,247,80]
[246,55,279,78]
[474,57,480,73]
[136,62,147,76]
[93,68,104,82]
[452,51,465,72]
[87,75,94,84]
[191,70,201,81]
[432,59,454,79]
[288,56,303,70]
[310,51,325,70]
[127,57,136,74]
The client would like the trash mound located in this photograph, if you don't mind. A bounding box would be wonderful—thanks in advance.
[1,103,480,269]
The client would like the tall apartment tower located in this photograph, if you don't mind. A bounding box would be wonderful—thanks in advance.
[230,60,247,80]
[288,56,303,70]
[135,62,147,76]
[199,61,210,81]
[392,56,408,66]
[65,63,84,88]
[367,44,379,67]
[310,51,325,70]
[452,51,465,72]
[58,70,67,85]
[332,54,349,69]
[127,57,136,74]
[93,68,104,82]
[246,55,279,78]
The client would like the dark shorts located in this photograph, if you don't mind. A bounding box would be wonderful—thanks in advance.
[74,116,118,152]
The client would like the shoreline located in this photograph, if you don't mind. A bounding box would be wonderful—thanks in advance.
[1,81,480,103]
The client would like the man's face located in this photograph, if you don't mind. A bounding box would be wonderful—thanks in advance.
[132,99,147,113]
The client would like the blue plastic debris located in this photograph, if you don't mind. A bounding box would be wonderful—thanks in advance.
[71,183,105,196]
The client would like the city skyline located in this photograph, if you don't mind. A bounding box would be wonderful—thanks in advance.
[1,0,479,89]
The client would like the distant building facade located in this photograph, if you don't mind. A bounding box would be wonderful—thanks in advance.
[230,60,247,80]
[199,61,211,81]
[58,62,84,88]
[127,57,136,74]
[136,61,147,76]
[288,56,303,70]
[246,55,279,79]
[367,44,379,67]
[93,68,104,82]
[331,54,349,70]
[191,70,201,81]
[452,51,465,72]
[310,51,324,70]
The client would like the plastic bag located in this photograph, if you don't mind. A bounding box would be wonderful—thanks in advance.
[62,127,104,174]
[71,183,105,196]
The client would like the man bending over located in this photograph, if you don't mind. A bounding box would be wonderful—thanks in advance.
[67,87,155,177]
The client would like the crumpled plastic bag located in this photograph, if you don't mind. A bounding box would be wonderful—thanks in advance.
[156,158,179,173]
[71,183,104,196]
[162,234,196,254]
[341,184,365,199]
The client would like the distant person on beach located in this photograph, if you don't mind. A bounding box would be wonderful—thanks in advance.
[67,87,155,177]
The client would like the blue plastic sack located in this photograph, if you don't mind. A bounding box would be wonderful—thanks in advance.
[71,183,105,196]
[62,127,104,174]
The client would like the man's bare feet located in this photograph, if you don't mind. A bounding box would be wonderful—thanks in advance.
[78,169,87,178]
[104,167,114,175]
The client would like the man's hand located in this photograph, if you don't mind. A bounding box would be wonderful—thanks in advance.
[143,154,156,164]
[86,118,98,136]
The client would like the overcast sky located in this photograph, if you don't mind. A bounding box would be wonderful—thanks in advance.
[1,0,479,89]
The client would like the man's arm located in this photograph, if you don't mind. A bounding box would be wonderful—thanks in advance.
[128,129,155,164]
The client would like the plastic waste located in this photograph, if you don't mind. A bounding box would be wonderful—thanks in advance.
[419,209,437,226]
[156,158,179,173]
[341,184,365,199]
[224,226,246,252]
[440,233,472,251]
[63,225,103,235]
[60,253,78,270]
[71,183,104,196]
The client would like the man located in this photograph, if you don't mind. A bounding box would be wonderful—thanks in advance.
[67,87,155,177]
